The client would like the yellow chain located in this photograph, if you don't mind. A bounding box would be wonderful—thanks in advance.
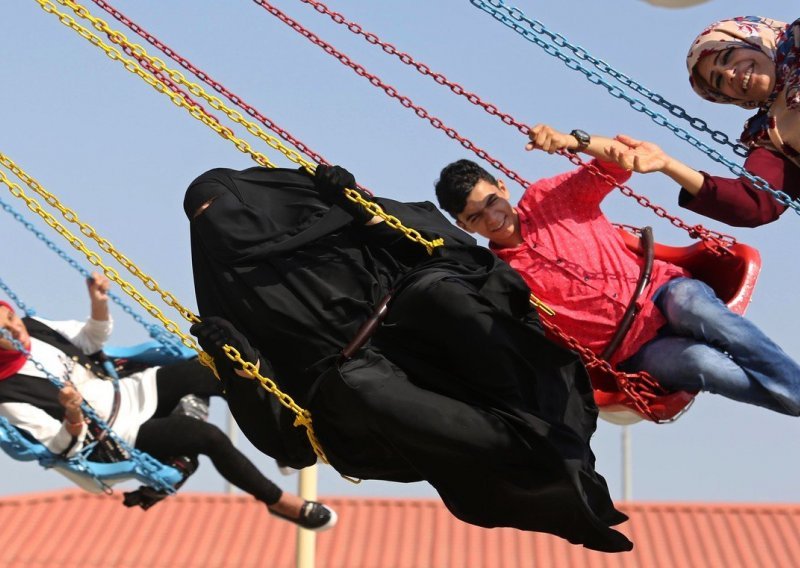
[0,168,218,370]
[35,0,277,173]
[55,0,317,172]
[0,153,200,325]
[50,0,444,256]
[222,345,329,464]
[529,293,556,317]
[31,0,444,461]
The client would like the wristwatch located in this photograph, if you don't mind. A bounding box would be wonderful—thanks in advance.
[569,129,591,153]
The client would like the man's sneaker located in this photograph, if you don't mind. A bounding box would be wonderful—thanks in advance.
[270,501,338,532]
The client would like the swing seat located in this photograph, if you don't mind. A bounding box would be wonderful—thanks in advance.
[594,229,762,425]
[0,416,182,494]
[104,340,196,366]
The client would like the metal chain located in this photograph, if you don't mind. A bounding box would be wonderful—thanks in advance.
[0,328,176,492]
[295,0,531,136]
[34,0,279,172]
[223,344,329,464]
[30,0,445,462]
[468,0,800,215]
[0,276,36,318]
[86,0,384,195]
[59,0,315,169]
[0,167,208,359]
[300,0,747,158]
[251,0,734,247]
[559,152,736,252]
[0,195,186,356]
[249,0,531,189]
[536,317,677,422]
[40,0,436,254]
[471,0,749,157]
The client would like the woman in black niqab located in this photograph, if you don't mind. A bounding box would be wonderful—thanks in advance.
[185,165,633,553]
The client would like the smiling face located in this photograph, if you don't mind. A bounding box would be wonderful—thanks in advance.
[456,179,522,248]
[0,305,30,351]
[695,46,776,104]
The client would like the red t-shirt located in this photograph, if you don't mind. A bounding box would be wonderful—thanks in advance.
[492,161,688,366]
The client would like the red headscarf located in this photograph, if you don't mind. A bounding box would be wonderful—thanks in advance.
[0,301,29,380]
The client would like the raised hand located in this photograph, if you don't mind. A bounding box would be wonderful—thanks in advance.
[606,135,670,174]
[86,271,111,321]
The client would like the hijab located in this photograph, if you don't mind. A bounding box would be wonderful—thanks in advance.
[0,302,29,380]
[687,16,800,165]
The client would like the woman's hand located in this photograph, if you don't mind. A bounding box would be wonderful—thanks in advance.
[59,386,85,436]
[86,271,111,321]
[605,135,670,173]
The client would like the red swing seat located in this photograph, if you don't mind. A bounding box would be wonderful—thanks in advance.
[592,228,762,424]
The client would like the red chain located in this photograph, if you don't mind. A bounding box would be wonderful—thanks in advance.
[87,0,384,192]
[248,0,531,189]
[539,317,668,422]
[87,0,715,418]
[298,0,531,135]
[287,0,736,250]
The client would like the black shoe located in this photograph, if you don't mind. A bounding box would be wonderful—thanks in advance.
[269,501,338,532]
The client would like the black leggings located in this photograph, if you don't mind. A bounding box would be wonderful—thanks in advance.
[134,359,283,505]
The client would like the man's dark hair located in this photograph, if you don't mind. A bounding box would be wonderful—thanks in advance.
[434,159,498,218]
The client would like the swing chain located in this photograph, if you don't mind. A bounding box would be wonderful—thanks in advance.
[249,0,531,189]
[537,317,669,422]
[471,0,749,156]
[221,344,330,464]
[469,0,800,215]
[559,150,736,254]
[0,328,176,492]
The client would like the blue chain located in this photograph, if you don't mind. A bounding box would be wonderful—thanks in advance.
[0,327,176,493]
[468,0,800,215]
[0,276,35,318]
[0,195,186,356]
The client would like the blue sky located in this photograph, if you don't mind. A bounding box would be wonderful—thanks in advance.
[0,0,797,505]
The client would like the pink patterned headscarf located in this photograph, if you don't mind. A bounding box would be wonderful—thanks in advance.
[687,16,800,166]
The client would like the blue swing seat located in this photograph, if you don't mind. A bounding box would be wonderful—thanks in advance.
[104,340,196,366]
[0,340,195,494]
[0,416,181,494]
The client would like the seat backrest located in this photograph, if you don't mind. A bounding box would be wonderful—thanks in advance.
[596,230,762,424]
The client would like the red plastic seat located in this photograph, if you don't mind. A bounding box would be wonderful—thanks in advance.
[593,229,762,424]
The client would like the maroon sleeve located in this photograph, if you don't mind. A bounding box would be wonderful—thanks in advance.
[678,147,800,227]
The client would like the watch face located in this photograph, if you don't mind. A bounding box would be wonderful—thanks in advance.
[571,129,590,148]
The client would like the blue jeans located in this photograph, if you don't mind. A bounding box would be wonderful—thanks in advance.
[620,277,800,415]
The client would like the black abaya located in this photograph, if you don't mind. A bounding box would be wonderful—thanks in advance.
[185,166,632,552]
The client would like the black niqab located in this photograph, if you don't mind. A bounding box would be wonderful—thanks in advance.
[186,166,632,552]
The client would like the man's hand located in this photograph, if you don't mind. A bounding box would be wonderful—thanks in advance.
[190,317,260,377]
[605,135,670,174]
[59,386,85,435]
[86,271,111,321]
[525,124,576,154]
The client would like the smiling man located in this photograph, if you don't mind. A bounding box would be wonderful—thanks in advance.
[434,124,800,417]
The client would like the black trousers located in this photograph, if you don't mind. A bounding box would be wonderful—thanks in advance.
[134,359,283,504]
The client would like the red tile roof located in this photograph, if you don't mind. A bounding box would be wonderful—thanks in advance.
[0,490,798,567]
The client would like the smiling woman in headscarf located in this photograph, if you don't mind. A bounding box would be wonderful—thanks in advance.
[595,16,800,228]
[185,164,633,552]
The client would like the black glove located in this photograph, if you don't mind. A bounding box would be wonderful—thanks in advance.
[313,164,374,224]
[190,317,259,367]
